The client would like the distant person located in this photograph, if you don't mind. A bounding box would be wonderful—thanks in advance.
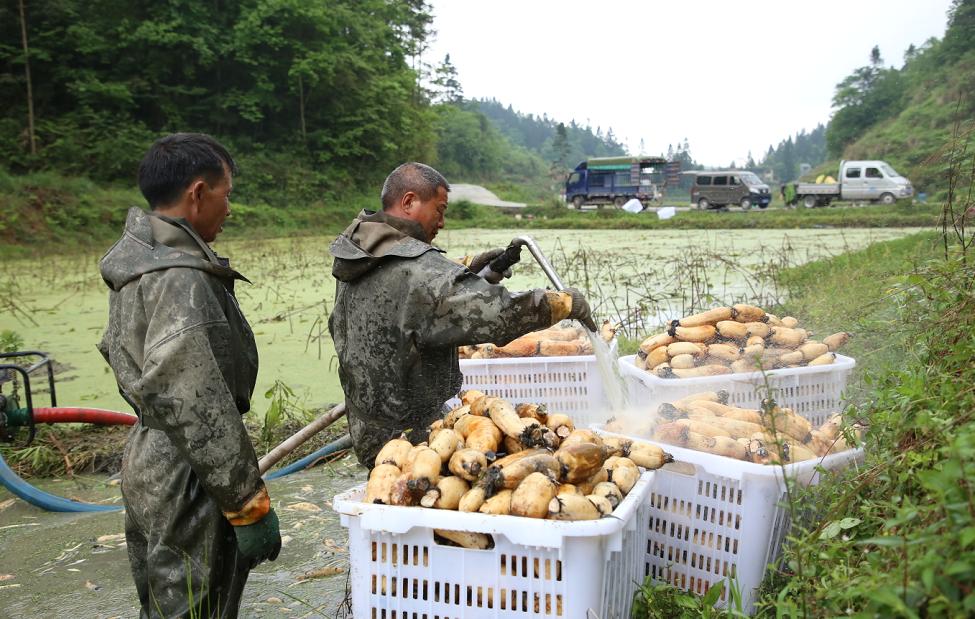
[328,162,597,466]
[784,182,798,208]
[99,133,280,618]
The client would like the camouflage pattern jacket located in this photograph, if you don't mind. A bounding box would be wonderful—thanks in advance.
[328,209,560,465]
[98,208,267,523]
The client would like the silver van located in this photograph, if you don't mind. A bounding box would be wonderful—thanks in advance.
[794,160,913,207]
[690,171,772,210]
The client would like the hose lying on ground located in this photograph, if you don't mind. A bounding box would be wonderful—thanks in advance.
[258,403,346,474]
[0,407,136,512]
[2,405,351,511]
[265,434,353,480]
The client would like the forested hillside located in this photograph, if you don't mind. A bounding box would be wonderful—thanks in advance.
[759,125,827,183]
[0,0,621,213]
[761,0,974,191]
[473,99,627,169]
[834,0,975,194]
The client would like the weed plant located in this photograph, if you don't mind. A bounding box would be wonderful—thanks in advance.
[551,235,837,343]
[632,125,974,617]
[751,117,975,618]
[632,578,747,618]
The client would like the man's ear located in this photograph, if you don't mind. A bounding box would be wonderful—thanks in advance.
[401,191,417,212]
[188,179,206,217]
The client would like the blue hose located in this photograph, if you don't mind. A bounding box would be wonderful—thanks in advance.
[265,434,353,480]
[0,432,353,512]
[0,450,122,512]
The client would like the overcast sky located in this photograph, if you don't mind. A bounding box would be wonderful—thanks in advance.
[425,0,954,166]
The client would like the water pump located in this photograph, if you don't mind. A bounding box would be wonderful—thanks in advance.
[0,351,54,445]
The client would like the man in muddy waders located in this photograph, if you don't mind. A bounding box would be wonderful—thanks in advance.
[328,162,598,467]
[98,133,280,618]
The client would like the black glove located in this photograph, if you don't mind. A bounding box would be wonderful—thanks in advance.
[467,248,504,275]
[469,246,521,281]
[565,287,598,332]
[234,508,282,569]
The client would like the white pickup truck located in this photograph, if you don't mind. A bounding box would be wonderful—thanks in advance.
[794,160,913,208]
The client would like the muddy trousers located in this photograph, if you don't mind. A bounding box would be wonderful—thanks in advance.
[122,424,251,618]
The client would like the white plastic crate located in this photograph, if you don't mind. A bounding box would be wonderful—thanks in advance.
[333,471,653,619]
[596,429,863,613]
[618,353,856,428]
[458,343,616,427]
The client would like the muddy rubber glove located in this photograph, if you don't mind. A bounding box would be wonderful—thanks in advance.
[565,287,598,332]
[234,508,282,569]
[466,248,503,274]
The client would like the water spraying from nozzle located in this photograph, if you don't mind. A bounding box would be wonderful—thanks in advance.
[482,235,629,411]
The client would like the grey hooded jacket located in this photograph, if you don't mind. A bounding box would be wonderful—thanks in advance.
[99,207,263,617]
[328,209,559,466]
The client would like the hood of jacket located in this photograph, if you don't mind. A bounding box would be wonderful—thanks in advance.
[100,207,246,291]
[330,209,442,282]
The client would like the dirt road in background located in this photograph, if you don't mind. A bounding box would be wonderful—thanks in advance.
[449,184,526,208]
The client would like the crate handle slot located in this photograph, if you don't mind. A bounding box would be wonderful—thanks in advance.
[662,461,698,476]
[433,528,496,551]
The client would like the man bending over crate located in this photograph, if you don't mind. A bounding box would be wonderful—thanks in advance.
[328,162,598,466]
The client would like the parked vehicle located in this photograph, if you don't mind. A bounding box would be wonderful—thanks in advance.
[564,156,668,209]
[793,160,913,208]
[690,171,771,210]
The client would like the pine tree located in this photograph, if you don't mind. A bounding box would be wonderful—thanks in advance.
[432,54,463,103]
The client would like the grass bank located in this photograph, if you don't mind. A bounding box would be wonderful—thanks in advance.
[757,235,975,617]
[633,227,975,616]
[451,200,941,231]
[774,231,941,400]
[1,169,940,259]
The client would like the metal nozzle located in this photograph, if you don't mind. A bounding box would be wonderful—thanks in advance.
[510,235,565,290]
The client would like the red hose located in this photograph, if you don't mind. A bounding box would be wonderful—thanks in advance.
[32,407,137,426]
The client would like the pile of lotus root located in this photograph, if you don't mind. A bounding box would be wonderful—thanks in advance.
[362,390,673,549]
[459,320,618,359]
[634,304,852,378]
[604,390,862,465]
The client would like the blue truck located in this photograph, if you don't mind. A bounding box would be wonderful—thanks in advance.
[564,156,670,209]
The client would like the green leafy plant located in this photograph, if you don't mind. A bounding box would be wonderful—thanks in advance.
[259,380,314,454]
[632,577,747,618]
[0,329,23,352]
[754,120,975,617]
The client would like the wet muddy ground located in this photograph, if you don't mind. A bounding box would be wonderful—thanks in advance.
[0,455,367,619]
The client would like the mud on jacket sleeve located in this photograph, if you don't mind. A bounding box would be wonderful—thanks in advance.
[416,266,556,348]
[136,269,267,524]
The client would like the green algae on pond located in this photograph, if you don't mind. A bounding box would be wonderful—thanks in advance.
[0,228,922,413]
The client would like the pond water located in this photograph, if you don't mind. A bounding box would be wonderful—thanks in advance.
[0,455,367,618]
[0,225,925,617]
[0,227,921,414]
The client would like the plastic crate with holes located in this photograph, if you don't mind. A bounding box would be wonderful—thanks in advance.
[617,353,856,428]
[457,342,617,428]
[597,428,863,613]
[332,470,653,619]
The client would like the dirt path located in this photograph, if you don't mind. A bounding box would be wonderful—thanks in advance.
[448,184,526,208]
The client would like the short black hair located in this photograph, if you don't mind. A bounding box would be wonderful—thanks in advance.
[138,133,238,210]
[380,162,449,210]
